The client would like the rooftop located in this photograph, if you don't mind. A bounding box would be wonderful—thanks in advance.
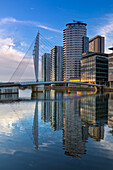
[89,35,104,42]
[81,52,108,59]
[66,21,87,27]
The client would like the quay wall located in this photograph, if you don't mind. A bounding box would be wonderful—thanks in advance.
[44,86,95,91]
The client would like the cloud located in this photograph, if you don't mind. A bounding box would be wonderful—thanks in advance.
[37,24,62,33]
[0,17,62,33]
[0,101,39,155]
[0,37,23,63]
[0,35,42,82]
[0,17,60,82]
[30,8,34,10]
[20,42,27,47]
[95,13,113,53]
[0,36,37,82]
[0,102,36,135]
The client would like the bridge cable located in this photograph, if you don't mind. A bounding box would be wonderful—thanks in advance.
[9,38,36,82]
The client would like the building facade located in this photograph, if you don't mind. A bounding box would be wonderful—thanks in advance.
[89,35,105,53]
[63,21,88,81]
[42,53,50,82]
[50,46,63,81]
[81,52,108,84]
[82,36,89,53]
[108,53,113,87]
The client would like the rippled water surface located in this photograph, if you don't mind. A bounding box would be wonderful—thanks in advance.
[0,90,113,170]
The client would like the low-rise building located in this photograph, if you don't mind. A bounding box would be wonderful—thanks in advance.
[81,52,108,84]
[89,35,105,53]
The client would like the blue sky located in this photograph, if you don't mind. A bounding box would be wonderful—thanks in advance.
[0,0,113,81]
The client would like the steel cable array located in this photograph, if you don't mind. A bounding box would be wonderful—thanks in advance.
[9,32,54,82]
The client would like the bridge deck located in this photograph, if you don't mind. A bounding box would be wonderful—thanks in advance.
[0,81,102,88]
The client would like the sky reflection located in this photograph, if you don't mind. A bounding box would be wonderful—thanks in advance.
[0,91,113,169]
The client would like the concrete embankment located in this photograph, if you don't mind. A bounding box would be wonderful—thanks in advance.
[44,86,95,91]
[103,87,113,92]
[45,86,113,93]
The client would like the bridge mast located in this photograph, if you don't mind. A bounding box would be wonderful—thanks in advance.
[33,32,39,82]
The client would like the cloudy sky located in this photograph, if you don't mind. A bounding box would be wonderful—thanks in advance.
[0,0,113,81]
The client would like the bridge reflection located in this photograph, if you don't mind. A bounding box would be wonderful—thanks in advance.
[33,101,38,149]
[0,91,110,158]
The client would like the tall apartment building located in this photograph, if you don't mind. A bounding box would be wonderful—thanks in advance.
[89,35,105,53]
[50,46,63,81]
[63,21,88,81]
[42,53,50,82]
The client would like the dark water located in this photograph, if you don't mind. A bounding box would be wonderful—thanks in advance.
[0,90,113,170]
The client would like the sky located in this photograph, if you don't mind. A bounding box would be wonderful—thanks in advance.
[0,0,113,81]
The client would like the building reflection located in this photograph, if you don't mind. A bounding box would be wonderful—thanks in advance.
[63,99,87,157]
[80,95,108,141]
[50,91,63,130]
[32,91,109,157]
[0,94,18,102]
[108,93,113,135]
[63,94,108,157]
[41,91,50,122]
[41,91,63,131]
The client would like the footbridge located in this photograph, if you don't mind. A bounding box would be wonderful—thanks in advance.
[0,81,103,94]
[0,31,104,95]
[0,81,102,88]
[19,81,102,87]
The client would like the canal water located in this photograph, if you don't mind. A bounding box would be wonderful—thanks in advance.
[0,90,113,170]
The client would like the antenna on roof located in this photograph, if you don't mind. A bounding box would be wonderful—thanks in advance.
[73,20,76,22]
[77,21,82,23]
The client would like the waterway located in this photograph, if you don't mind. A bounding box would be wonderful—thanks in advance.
[0,90,113,170]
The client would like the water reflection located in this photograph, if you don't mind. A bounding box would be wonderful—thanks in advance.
[108,93,113,127]
[33,101,38,149]
[80,95,108,141]
[63,99,87,157]
[41,91,64,130]
[39,91,109,157]
[0,93,18,101]
[1,90,113,169]
[41,91,50,122]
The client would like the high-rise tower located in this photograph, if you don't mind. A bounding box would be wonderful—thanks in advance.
[63,21,88,81]
[42,53,50,82]
[50,46,63,81]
